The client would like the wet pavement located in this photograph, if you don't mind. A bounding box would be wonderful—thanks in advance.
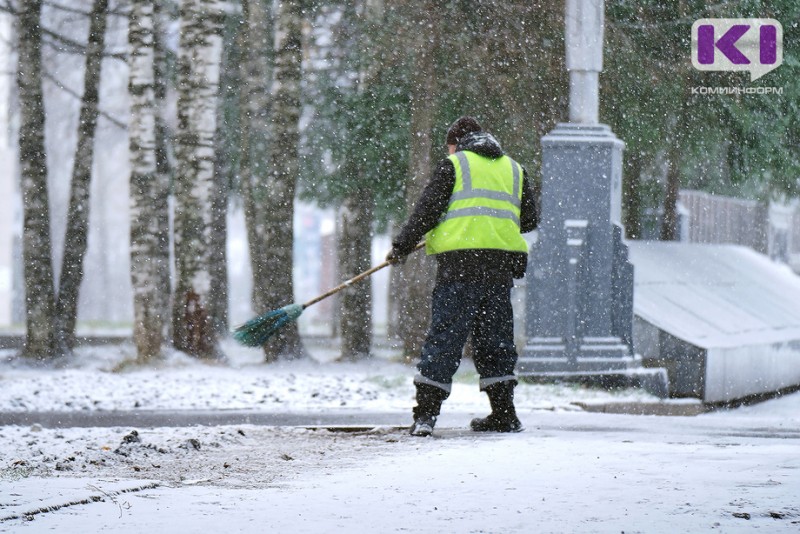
[0,399,715,429]
[0,410,412,429]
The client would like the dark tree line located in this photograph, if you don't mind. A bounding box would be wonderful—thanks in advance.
[5,0,798,363]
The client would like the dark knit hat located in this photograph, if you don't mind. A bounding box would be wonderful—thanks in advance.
[446,116,482,146]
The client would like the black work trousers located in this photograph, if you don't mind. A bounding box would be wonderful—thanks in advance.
[415,281,518,394]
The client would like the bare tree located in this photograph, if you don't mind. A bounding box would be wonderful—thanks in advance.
[661,87,690,242]
[623,150,643,239]
[334,0,393,362]
[54,0,109,354]
[151,1,174,340]
[338,185,374,361]
[172,0,224,359]
[395,0,439,362]
[17,0,57,359]
[259,0,304,361]
[128,0,171,362]
[238,0,273,330]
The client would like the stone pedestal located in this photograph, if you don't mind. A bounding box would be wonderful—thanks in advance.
[518,123,637,374]
[515,0,668,397]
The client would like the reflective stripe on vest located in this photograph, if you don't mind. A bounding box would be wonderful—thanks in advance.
[425,151,528,255]
[447,151,521,212]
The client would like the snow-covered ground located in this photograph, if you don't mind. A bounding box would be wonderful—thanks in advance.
[1,341,799,532]
[0,339,658,414]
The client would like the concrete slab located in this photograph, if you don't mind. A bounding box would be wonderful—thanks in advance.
[629,242,800,402]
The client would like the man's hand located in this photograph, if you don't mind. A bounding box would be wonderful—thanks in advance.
[386,247,407,265]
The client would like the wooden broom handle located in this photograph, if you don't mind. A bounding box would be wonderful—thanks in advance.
[301,241,425,309]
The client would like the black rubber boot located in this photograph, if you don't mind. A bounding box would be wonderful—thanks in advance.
[470,381,523,433]
[410,383,448,437]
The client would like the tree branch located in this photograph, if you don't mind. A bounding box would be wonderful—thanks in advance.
[43,0,128,18]
[42,69,126,129]
[0,0,16,16]
[41,26,126,60]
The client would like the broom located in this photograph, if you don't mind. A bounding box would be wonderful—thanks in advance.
[232,241,425,347]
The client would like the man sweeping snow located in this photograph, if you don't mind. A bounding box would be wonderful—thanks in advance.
[387,116,539,436]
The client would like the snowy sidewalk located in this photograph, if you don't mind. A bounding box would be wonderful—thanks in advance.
[3,408,800,533]
[2,344,800,532]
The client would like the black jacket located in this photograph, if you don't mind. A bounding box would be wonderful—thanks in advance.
[392,132,539,285]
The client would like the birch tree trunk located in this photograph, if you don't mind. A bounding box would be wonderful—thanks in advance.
[396,3,438,362]
[209,116,229,335]
[129,0,170,362]
[338,186,374,361]
[260,0,304,361]
[172,0,224,359]
[17,0,56,359]
[54,0,109,355]
[152,1,173,339]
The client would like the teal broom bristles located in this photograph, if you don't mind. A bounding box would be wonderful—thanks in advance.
[232,242,425,347]
[232,303,304,347]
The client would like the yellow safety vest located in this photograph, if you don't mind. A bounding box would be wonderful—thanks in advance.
[426,151,528,255]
